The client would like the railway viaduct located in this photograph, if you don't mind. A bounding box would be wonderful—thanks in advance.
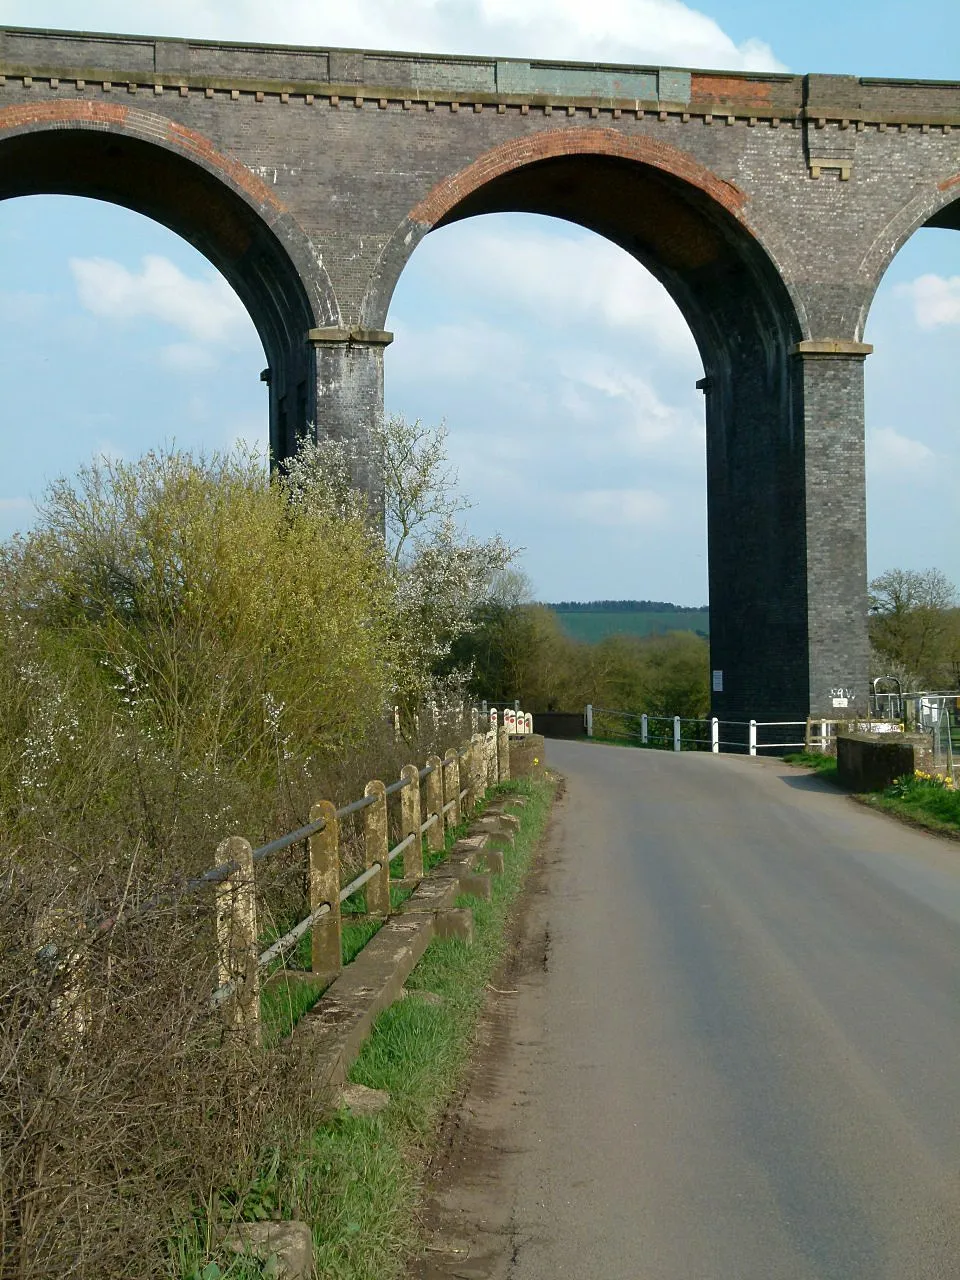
[1,25,958,721]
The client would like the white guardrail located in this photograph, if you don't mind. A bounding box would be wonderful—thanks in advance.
[586,706,812,755]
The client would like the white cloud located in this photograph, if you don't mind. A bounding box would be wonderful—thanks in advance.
[419,224,699,360]
[69,255,249,343]
[896,274,960,329]
[573,487,669,527]
[555,357,703,463]
[388,317,527,382]
[10,0,784,71]
[0,497,33,514]
[868,426,935,474]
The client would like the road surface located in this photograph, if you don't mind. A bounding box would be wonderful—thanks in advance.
[417,742,960,1280]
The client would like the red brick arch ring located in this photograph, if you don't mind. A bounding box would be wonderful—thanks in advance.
[0,99,341,343]
[359,125,809,337]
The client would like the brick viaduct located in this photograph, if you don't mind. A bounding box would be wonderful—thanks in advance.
[1,25,958,722]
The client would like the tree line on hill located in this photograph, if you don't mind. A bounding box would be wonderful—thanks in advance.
[447,574,711,718]
[547,598,708,612]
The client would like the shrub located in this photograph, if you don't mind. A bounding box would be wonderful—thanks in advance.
[0,445,471,1278]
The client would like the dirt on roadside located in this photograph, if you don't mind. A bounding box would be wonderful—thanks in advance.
[409,781,566,1280]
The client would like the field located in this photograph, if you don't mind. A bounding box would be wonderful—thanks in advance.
[551,607,710,644]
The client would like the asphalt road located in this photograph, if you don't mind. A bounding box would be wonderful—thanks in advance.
[419,742,960,1280]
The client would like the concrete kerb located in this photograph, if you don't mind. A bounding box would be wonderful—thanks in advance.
[472,813,520,844]
[289,803,515,1099]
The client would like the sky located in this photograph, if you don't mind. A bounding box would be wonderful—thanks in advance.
[0,1,958,605]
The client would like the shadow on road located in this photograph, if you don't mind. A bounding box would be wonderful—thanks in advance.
[777,770,846,794]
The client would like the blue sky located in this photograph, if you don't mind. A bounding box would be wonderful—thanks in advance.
[0,1,958,604]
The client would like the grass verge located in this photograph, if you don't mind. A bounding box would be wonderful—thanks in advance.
[858,780,960,838]
[783,751,839,781]
[178,774,556,1280]
[784,753,960,839]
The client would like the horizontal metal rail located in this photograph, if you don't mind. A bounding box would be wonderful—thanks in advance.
[252,815,327,864]
[86,714,505,949]
[340,861,383,900]
[388,831,416,862]
[216,810,436,1004]
[254,902,332,976]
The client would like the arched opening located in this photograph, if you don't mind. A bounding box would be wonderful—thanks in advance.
[373,133,810,720]
[0,110,333,465]
[862,190,960,694]
[0,192,269,535]
[384,210,707,603]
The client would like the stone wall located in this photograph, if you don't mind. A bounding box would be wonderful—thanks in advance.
[836,733,915,792]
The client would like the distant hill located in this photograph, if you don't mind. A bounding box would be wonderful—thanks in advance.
[547,599,709,644]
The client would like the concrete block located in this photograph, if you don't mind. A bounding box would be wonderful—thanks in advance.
[472,816,516,844]
[459,872,492,901]
[479,810,521,830]
[509,735,546,779]
[436,907,474,943]
[482,849,505,875]
[836,733,914,791]
[224,1220,313,1279]
[338,1082,390,1116]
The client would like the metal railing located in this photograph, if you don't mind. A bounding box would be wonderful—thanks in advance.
[588,707,808,756]
[56,703,536,1047]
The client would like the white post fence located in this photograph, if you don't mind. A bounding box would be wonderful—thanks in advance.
[587,707,826,756]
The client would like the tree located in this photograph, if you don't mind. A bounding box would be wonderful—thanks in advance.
[868,567,959,688]
[285,418,517,714]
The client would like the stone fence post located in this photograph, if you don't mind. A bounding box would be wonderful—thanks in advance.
[363,780,391,916]
[442,747,461,832]
[424,755,445,854]
[309,800,341,981]
[399,764,424,879]
[215,835,261,1048]
[497,724,511,781]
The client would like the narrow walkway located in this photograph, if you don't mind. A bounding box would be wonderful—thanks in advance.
[417,742,960,1280]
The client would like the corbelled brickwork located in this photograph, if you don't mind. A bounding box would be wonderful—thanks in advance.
[3,24,959,720]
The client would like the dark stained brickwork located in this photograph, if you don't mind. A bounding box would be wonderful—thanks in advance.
[3,25,960,720]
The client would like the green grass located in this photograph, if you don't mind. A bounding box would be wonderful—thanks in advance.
[862,777,960,836]
[783,751,839,781]
[179,777,555,1280]
[259,866,433,1043]
[552,607,709,644]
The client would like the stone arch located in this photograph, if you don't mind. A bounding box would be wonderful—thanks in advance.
[854,173,960,339]
[360,126,826,720]
[0,100,338,457]
[360,126,805,371]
